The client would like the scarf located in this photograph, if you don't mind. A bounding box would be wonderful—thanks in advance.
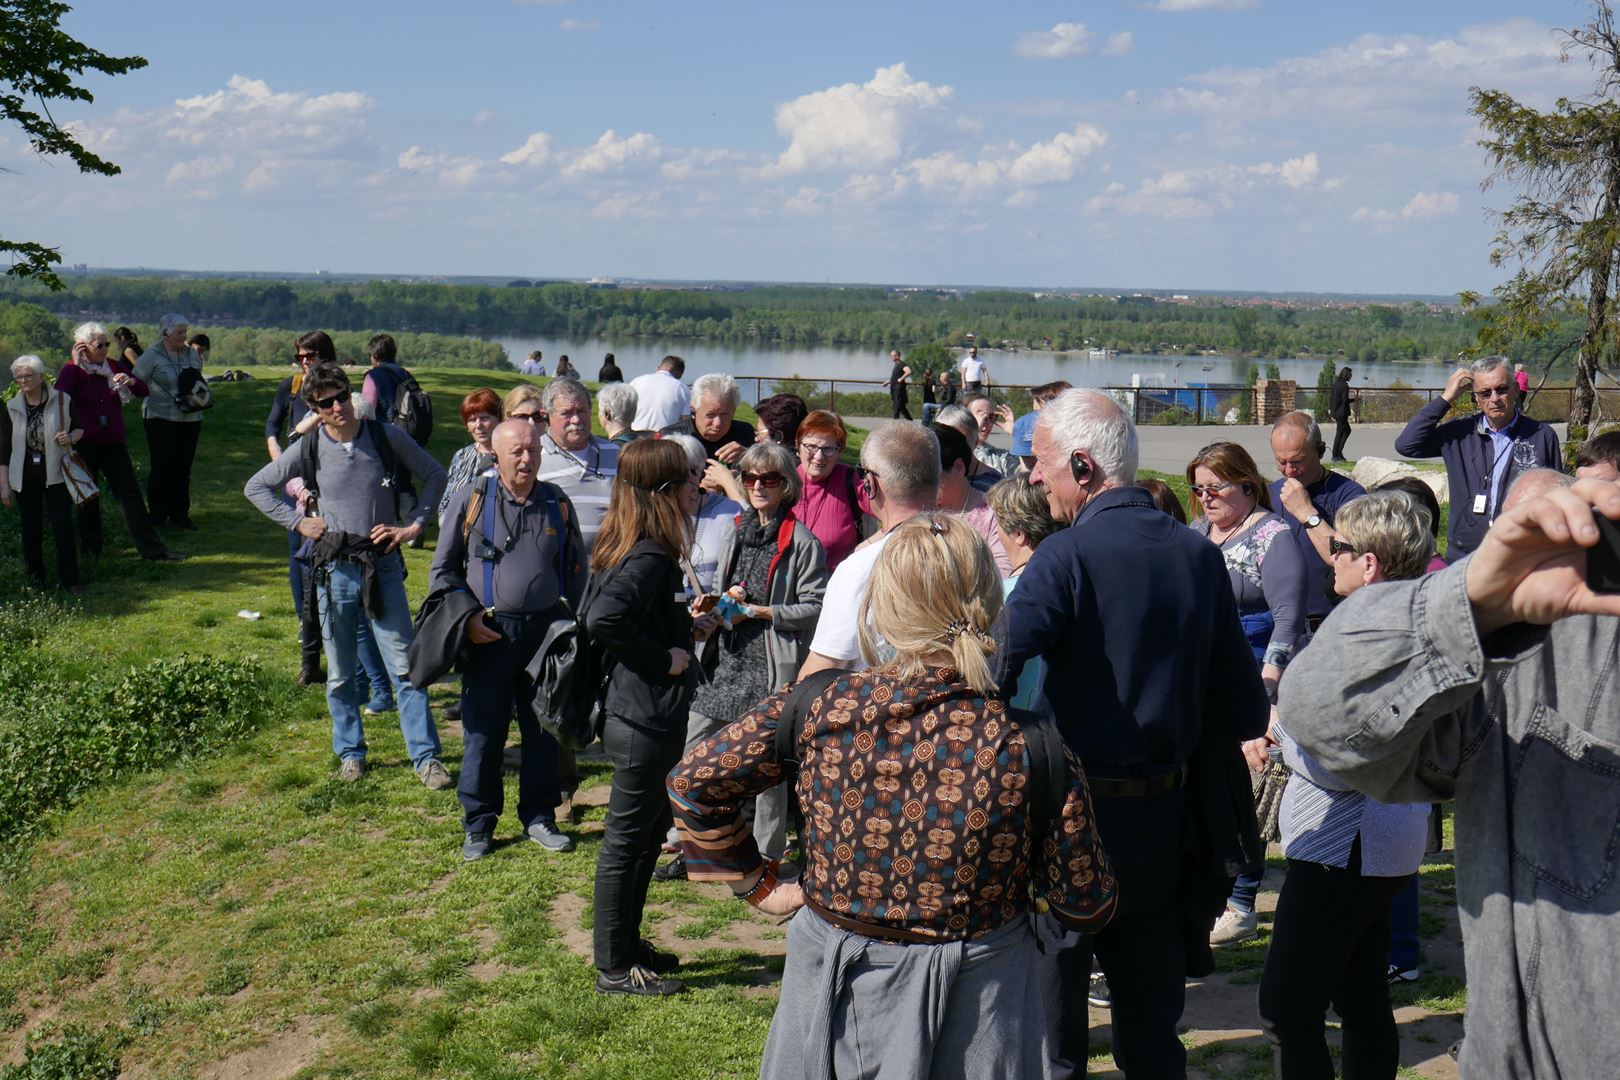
[74,343,133,405]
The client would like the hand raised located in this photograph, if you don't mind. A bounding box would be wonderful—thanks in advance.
[1465,479,1620,634]
[1442,368,1473,403]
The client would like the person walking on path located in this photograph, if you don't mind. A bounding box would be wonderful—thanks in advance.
[881,348,913,420]
[244,364,450,787]
[1394,355,1561,561]
[1329,367,1353,461]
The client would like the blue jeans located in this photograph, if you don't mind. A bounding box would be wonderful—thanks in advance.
[289,509,389,704]
[1386,874,1420,971]
[316,551,440,767]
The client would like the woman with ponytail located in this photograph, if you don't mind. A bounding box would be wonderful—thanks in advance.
[668,514,1117,1078]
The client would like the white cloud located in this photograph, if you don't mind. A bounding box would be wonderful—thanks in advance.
[1014,22,1133,60]
[592,191,663,220]
[565,129,662,177]
[907,151,1003,195]
[1007,123,1108,184]
[1352,190,1460,229]
[167,76,373,155]
[560,18,598,31]
[766,63,951,177]
[1142,0,1257,10]
[396,145,483,188]
[499,131,553,166]
[1087,152,1327,219]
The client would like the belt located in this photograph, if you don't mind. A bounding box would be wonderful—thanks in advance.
[1087,764,1188,798]
[804,894,943,945]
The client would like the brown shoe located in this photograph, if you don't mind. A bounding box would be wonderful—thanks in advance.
[417,759,453,790]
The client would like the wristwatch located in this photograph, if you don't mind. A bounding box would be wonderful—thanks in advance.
[1304,513,1323,529]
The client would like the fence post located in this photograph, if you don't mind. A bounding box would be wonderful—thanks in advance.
[830,381,837,414]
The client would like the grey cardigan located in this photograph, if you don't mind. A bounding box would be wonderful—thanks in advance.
[700,510,827,690]
[1281,559,1620,1079]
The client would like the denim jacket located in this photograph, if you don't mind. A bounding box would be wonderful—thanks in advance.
[1280,560,1620,1079]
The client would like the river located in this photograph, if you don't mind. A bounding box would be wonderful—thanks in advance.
[488,333,1466,391]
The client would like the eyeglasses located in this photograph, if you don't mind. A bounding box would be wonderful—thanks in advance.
[1473,386,1512,399]
[741,471,786,489]
[91,340,110,349]
[799,442,840,459]
[855,465,880,482]
[311,389,352,410]
[509,410,545,423]
[1328,538,1359,559]
[1189,481,1236,499]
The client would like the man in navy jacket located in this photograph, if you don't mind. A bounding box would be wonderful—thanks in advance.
[1005,389,1268,1078]
[1395,356,1562,560]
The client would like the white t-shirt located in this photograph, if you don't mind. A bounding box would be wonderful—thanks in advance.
[807,531,891,662]
[959,355,987,384]
[629,370,691,431]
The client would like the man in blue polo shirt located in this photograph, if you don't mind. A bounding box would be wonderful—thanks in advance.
[1268,411,1365,627]
[1395,356,1562,560]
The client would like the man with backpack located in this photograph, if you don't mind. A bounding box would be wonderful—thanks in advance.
[430,419,587,861]
[244,365,450,787]
[362,334,434,542]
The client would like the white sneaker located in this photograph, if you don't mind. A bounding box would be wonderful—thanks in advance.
[1209,905,1258,945]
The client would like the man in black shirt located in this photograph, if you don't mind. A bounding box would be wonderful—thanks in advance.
[660,372,755,464]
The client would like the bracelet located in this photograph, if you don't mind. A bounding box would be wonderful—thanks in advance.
[738,859,779,908]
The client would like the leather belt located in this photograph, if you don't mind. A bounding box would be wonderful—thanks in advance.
[804,894,943,945]
[1087,764,1188,798]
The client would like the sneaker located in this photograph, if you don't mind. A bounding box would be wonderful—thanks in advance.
[1387,964,1420,984]
[1209,905,1258,945]
[595,964,683,997]
[526,819,575,852]
[639,939,680,974]
[462,833,493,862]
[1088,972,1112,1008]
[363,699,396,716]
[652,854,688,882]
[417,759,453,790]
[337,758,366,782]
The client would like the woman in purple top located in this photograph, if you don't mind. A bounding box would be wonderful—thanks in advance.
[54,322,183,563]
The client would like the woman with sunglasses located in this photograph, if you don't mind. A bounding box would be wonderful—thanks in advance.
[792,410,871,572]
[586,437,703,996]
[1256,489,1435,1079]
[661,442,826,880]
[1185,440,1309,946]
[668,515,1116,1077]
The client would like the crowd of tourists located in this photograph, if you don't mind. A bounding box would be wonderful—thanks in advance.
[6,329,1620,1078]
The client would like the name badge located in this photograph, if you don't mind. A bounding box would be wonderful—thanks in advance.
[30,451,43,466]
[1472,494,1488,514]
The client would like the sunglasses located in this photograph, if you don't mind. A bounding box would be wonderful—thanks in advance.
[741,471,786,489]
[1472,386,1512,399]
[295,351,320,362]
[855,465,880,482]
[1189,481,1236,499]
[1328,538,1359,558]
[509,410,545,423]
[312,389,352,410]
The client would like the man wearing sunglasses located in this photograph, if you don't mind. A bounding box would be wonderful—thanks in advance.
[245,365,450,788]
[1395,355,1562,560]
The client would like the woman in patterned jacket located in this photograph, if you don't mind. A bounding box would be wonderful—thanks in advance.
[668,513,1116,1079]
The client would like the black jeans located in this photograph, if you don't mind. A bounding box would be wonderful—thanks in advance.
[18,470,79,589]
[143,417,201,525]
[592,713,685,971]
[890,393,912,421]
[1332,417,1352,459]
[1258,842,1412,1079]
[1063,786,1190,1078]
[457,611,561,836]
[74,439,167,558]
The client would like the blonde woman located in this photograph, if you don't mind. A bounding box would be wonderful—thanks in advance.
[669,514,1117,1078]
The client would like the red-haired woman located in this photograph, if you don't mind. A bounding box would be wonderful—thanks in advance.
[791,410,871,571]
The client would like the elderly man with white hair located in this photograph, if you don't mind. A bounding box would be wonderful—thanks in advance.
[1004,388,1269,1078]
[535,378,618,558]
[133,313,206,530]
[1395,354,1562,560]
[661,372,756,464]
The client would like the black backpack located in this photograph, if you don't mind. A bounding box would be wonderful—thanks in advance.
[773,672,1068,833]
[298,419,399,516]
[371,364,433,446]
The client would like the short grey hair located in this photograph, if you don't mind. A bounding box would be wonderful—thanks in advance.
[1471,355,1513,380]
[1335,489,1434,582]
[934,404,977,444]
[1037,388,1138,485]
[691,372,740,411]
[987,476,1063,549]
[10,354,46,378]
[73,321,107,345]
[738,441,802,507]
[598,381,638,425]
[542,378,590,414]
[158,313,190,336]
[664,433,708,472]
[860,420,939,504]
[1503,467,1574,512]
[1271,410,1323,450]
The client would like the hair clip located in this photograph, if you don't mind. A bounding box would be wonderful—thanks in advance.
[928,515,949,536]
[944,616,970,642]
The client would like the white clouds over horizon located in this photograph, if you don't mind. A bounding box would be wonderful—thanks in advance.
[1013,22,1134,60]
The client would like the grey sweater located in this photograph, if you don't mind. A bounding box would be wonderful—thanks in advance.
[244,421,446,535]
[1281,559,1620,1079]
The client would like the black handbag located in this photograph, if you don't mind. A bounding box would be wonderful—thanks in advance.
[526,575,610,751]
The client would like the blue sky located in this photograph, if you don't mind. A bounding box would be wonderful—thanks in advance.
[3,1,1597,294]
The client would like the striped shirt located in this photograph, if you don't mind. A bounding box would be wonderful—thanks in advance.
[1277,725,1429,876]
[537,433,617,558]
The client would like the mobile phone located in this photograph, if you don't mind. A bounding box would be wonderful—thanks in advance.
[1589,510,1620,593]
